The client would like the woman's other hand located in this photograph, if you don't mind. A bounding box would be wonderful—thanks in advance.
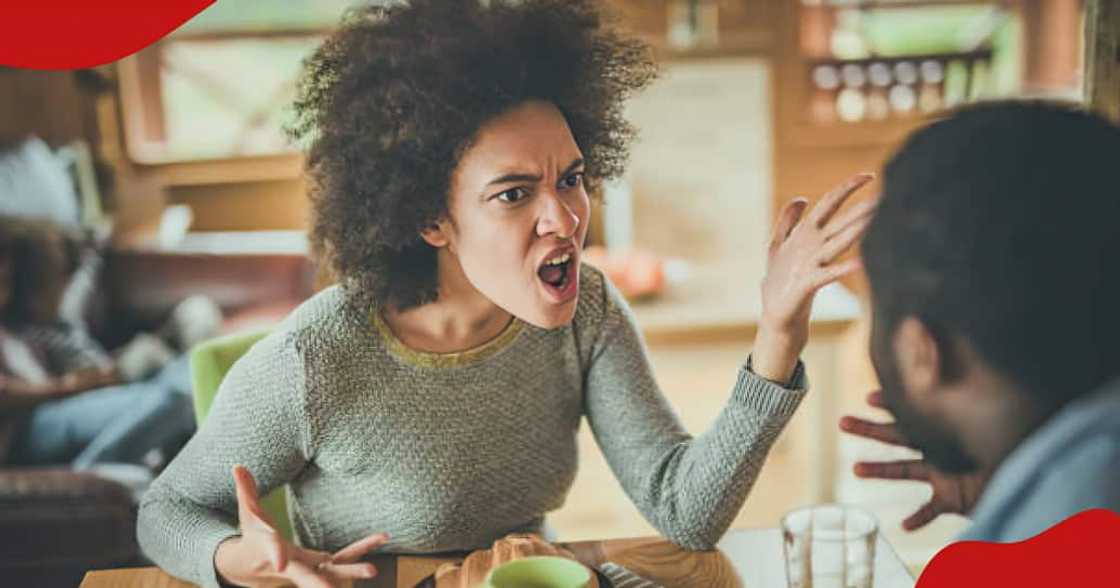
[753,173,876,383]
[214,465,388,587]
[840,391,991,530]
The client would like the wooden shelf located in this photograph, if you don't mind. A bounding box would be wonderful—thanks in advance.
[804,48,993,67]
[803,0,1008,8]
[137,153,305,186]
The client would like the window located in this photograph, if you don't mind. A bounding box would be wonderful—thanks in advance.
[117,0,354,164]
[800,1,1022,125]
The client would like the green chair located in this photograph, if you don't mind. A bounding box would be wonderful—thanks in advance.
[190,329,295,540]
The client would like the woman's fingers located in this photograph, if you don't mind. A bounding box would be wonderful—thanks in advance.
[232,465,259,511]
[770,198,809,254]
[839,415,909,446]
[233,465,277,531]
[330,532,390,563]
[867,390,886,409]
[291,538,385,583]
[320,561,378,581]
[901,501,941,531]
[232,466,288,572]
[809,257,862,292]
[816,216,872,266]
[808,173,874,228]
[854,459,931,481]
[822,197,878,241]
[282,559,334,588]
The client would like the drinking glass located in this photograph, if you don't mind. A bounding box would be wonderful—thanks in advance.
[782,504,878,588]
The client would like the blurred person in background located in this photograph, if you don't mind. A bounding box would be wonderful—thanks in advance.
[0,216,196,471]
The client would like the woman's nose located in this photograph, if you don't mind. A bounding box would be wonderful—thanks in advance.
[536,192,580,240]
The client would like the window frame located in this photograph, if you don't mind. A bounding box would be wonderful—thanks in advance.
[116,27,328,184]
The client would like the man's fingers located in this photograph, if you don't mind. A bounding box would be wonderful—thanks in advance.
[808,173,874,228]
[330,532,390,563]
[282,560,333,588]
[839,416,909,446]
[770,198,808,254]
[853,459,931,481]
[902,502,941,531]
[867,390,886,409]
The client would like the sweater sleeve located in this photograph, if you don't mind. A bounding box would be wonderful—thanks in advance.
[137,331,313,588]
[583,277,808,550]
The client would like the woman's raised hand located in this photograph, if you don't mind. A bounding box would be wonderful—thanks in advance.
[214,465,389,588]
[753,173,877,383]
[840,391,991,530]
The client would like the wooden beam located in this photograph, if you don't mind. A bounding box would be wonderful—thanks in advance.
[1085,0,1120,122]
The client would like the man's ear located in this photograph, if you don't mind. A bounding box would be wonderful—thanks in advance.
[420,220,450,248]
[893,316,944,398]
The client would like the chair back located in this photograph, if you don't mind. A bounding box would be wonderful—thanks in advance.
[190,330,293,540]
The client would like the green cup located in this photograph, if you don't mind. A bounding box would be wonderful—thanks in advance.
[481,556,592,588]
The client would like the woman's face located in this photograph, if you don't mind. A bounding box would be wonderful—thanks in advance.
[430,100,590,329]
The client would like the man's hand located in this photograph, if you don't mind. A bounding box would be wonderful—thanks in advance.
[214,465,389,587]
[754,173,876,383]
[840,391,991,530]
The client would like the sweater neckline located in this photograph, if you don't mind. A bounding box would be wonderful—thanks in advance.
[370,309,525,369]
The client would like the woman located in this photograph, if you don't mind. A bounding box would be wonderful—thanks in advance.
[137,1,875,587]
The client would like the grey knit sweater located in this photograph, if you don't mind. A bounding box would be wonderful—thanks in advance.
[137,265,807,588]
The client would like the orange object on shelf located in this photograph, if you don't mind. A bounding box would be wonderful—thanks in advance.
[582,246,666,301]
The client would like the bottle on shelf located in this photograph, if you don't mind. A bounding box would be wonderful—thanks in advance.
[836,63,867,122]
[918,59,945,113]
[810,64,840,124]
[866,61,892,121]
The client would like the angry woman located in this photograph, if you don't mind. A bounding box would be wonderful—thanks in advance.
[137,2,874,587]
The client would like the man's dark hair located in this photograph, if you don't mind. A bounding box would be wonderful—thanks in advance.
[287,0,657,309]
[863,101,1120,407]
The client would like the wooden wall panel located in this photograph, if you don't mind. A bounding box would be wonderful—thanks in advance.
[1086,0,1120,122]
[0,69,96,147]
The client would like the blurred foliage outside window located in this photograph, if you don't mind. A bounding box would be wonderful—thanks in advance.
[139,0,358,161]
[801,3,1021,124]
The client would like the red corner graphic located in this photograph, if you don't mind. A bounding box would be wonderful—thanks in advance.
[1,1,215,69]
[917,509,1120,587]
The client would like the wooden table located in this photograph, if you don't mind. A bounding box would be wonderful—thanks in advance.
[80,528,914,588]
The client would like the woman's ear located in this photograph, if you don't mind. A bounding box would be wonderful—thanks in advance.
[420,220,450,248]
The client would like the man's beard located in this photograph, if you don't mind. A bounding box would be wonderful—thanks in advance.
[870,319,980,474]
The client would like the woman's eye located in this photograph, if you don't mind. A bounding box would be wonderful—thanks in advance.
[496,187,529,203]
[560,172,584,189]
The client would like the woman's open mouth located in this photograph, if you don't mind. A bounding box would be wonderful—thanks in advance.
[537,251,578,301]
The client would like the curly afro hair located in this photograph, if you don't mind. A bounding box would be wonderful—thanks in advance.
[288,0,657,310]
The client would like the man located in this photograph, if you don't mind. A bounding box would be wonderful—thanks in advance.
[841,101,1120,542]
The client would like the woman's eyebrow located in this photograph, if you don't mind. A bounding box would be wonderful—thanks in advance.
[559,157,585,177]
[486,171,541,187]
[484,157,583,188]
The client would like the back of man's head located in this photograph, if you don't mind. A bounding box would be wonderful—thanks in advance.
[863,101,1120,409]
